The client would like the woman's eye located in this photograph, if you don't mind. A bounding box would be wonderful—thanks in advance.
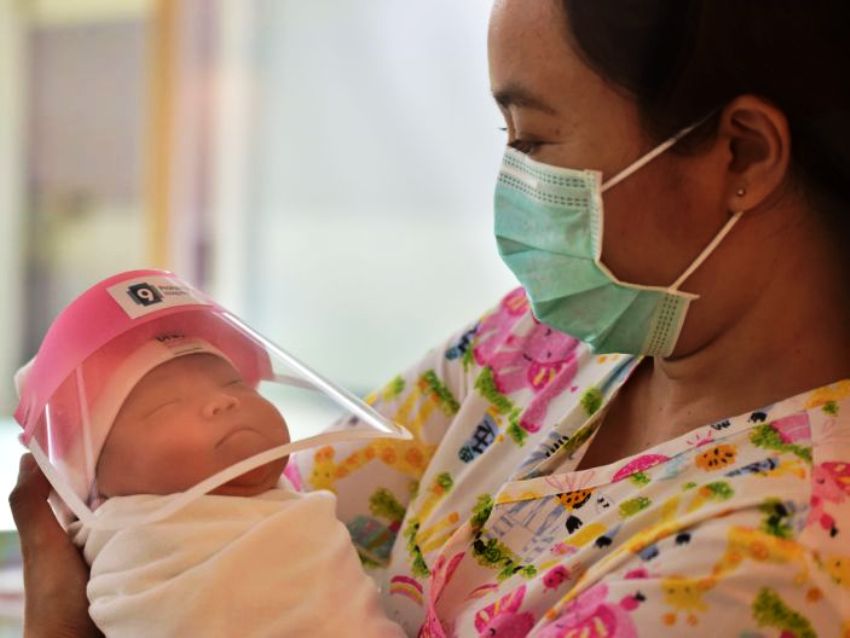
[498,126,546,155]
[508,138,542,154]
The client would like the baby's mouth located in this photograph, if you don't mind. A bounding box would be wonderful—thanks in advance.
[215,425,264,449]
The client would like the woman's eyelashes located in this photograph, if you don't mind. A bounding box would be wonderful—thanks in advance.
[508,139,543,154]
[498,127,544,155]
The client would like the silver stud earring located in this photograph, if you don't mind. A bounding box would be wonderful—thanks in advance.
[736,187,747,197]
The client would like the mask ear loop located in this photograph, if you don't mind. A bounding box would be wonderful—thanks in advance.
[597,110,743,295]
[601,110,720,194]
[669,210,745,293]
[601,121,704,194]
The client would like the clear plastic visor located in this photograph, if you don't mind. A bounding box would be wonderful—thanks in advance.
[20,310,409,530]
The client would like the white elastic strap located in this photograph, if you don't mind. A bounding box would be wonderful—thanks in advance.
[601,120,704,194]
[671,211,744,291]
[29,440,96,528]
[85,426,403,530]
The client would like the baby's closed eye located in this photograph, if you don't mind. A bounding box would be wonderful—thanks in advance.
[143,399,182,419]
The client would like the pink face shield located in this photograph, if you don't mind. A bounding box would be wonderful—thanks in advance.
[14,269,410,529]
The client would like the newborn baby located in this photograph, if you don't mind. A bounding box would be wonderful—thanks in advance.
[71,342,403,638]
[95,350,290,500]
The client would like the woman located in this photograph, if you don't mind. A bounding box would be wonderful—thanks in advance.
[13,0,850,635]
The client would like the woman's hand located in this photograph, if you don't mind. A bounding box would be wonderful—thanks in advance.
[9,454,102,638]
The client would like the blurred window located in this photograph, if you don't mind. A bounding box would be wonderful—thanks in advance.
[206,0,513,403]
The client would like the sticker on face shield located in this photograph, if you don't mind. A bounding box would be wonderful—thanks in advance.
[107,276,211,319]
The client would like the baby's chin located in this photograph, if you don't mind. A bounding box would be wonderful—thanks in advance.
[210,456,289,497]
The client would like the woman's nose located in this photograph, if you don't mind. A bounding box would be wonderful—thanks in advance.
[203,392,240,418]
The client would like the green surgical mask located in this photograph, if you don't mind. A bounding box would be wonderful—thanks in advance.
[494,126,743,357]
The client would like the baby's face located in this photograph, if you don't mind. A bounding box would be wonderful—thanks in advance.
[97,353,290,498]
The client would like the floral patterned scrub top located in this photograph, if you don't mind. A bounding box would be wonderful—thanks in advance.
[288,288,850,637]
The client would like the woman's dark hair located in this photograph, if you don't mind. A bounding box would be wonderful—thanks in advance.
[562,0,850,221]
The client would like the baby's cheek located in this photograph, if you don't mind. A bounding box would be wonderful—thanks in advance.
[147,437,219,492]
[259,403,290,444]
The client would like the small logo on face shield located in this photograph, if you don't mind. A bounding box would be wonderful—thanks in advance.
[109,276,205,319]
[127,283,163,306]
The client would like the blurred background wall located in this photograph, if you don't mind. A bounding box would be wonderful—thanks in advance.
[0,0,24,421]
[230,0,513,393]
[2,0,515,411]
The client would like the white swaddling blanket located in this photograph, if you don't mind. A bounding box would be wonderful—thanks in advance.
[71,486,405,638]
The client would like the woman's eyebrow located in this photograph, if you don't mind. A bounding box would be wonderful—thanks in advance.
[492,83,559,116]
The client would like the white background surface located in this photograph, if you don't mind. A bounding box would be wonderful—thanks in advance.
[0,422,25,531]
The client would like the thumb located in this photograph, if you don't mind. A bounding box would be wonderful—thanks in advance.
[9,454,67,548]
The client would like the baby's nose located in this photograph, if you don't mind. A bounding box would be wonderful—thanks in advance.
[204,392,240,418]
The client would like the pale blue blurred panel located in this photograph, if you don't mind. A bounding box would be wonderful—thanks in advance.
[234,0,516,393]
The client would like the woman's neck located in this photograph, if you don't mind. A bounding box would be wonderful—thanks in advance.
[647,213,850,437]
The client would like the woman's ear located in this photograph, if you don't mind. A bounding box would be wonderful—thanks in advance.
[718,95,791,213]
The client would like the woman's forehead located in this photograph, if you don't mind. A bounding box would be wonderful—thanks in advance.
[488,0,606,119]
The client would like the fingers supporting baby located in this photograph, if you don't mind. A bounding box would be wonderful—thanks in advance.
[10,454,61,548]
[10,454,103,638]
